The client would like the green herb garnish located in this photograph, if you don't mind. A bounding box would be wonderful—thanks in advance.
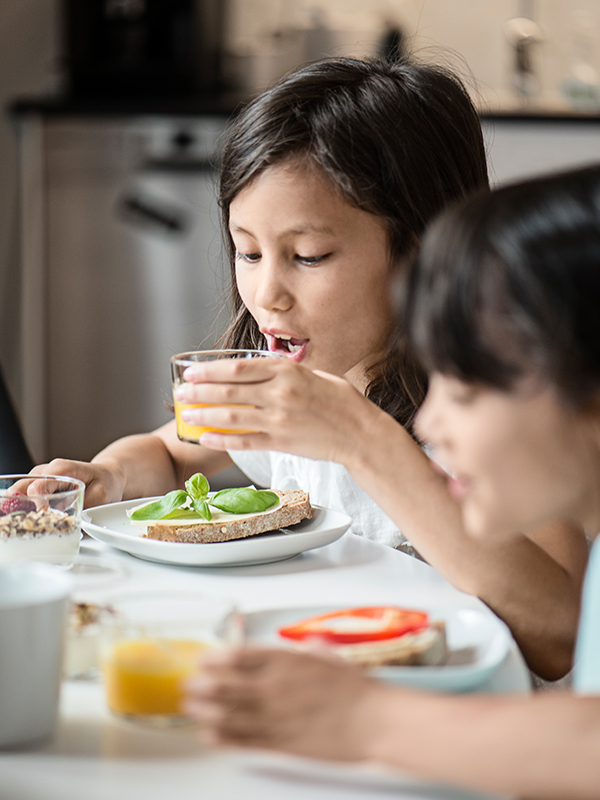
[130,490,188,521]
[161,508,208,520]
[184,472,212,520]
[210,487,279,514]
[129,474,279,522]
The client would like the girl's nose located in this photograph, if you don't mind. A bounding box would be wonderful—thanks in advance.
[254,258,294,312]
[414,379,442,444]
[414,398,433,443]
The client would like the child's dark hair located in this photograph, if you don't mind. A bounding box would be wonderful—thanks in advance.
[218,56,489,431]
[405,164,600,409]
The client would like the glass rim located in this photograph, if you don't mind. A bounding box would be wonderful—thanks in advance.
[100,589,236,616]
[68,555,129,583]
[171,348,273,365]
[0,474,86,499]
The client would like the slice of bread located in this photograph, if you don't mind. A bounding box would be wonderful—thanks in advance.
[334,620,447,667]
[143,490,312,544]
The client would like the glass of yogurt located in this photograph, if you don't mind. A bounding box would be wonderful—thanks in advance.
[64,555,129,680]
[0,474,84,565]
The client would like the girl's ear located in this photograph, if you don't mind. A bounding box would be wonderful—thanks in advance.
[391,234,419,274]
[583,391,600,442]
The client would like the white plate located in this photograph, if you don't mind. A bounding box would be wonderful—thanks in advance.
[244,605,511,692]
[82,501,350,567]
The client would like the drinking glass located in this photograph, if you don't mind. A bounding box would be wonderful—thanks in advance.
[171,349,275,443]
[64,556,129,680]
[0,475,84,565]
[100,591,239,726]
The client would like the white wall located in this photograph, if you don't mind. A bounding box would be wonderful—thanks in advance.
[0,0,60,407]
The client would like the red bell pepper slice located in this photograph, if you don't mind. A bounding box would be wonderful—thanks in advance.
[278,607,429,645]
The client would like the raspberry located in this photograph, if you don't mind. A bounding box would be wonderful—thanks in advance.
[0,496,36,515]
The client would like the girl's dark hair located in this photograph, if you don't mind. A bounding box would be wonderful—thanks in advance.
[405,163,600,409]
[218,56,489,430]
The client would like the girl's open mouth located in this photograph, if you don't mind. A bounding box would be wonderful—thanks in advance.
[264,332,309,362]
[447,474,470,503]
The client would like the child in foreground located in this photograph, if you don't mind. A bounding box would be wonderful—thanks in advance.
[30,58,586,679]
[185,165,600,800]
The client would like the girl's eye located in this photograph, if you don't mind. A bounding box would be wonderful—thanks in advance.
[450,385,480,405]
[296,254,330,266]
[236,251,261,264]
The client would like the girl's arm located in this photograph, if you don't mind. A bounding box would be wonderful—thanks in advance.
[185,646,600,800]
[346,402,587,680]
[29,419,233,508]
[177,358,588,679]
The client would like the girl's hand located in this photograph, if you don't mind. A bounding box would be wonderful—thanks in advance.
[184,646,389,762]
[173,358,381,464]
[26,458,126,508]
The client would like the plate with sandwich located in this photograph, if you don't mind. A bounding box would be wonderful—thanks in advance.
[244,605,511,692]
[82,474,351,567]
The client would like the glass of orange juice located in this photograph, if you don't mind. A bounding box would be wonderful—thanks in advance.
[171,349,277,443]
[100,591,239,726]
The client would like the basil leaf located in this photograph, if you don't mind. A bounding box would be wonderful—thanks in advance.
[185,473,210,503]
[210,488,279,514]
[161,508,207,520]
[130,490,188,521]
[190,496,212,521]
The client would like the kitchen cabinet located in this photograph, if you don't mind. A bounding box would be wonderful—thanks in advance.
[482,115,600,185]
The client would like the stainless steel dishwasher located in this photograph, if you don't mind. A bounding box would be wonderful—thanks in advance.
[19,115,234,464]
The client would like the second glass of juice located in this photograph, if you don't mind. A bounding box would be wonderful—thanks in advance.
[171,349,275,443]
[100,591,239,726]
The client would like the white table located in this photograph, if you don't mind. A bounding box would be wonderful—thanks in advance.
[1,533,529,800]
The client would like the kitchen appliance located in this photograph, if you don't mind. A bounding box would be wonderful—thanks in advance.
[63,0,226,96]
[19,115,232,463]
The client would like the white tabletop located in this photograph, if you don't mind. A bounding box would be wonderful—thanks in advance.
[1,533,529,800]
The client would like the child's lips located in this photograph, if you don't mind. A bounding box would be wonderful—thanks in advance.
[264,332,309,362]
[428,458,470,502]
[446,474,470,503]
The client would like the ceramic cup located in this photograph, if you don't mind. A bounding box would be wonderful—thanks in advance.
[0,562,72,747]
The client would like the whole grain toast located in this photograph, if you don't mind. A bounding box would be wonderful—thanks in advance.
[334,620,447,667]
[143,489,312,544]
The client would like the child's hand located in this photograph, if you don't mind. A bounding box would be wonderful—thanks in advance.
[26,459,126,508]
[183,645,387,762]
[172,357,384,465]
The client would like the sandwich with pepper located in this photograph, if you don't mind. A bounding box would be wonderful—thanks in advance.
[279,606,447,666]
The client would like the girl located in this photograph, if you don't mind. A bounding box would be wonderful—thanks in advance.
[31,58,586,678]
[186,164,600,800]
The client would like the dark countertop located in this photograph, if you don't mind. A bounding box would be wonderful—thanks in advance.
[8,94,600,123]
[479,109,600,123]
[8,92,247,119]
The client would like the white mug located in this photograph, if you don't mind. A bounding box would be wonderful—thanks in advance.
[0,562,72,747]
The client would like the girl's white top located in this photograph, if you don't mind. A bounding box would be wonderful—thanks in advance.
[228,450,405,549]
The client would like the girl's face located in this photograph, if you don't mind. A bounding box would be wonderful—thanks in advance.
[229,161,395,388]
[416,373,600,538]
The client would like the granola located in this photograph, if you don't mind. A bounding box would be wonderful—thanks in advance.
[0,506,78,540]
[70,601,114,631]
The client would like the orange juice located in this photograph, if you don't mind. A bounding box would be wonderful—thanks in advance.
[173,397,254,442]
[103,638,210,717]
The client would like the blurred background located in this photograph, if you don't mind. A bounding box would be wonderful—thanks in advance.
[2,0,600,469]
